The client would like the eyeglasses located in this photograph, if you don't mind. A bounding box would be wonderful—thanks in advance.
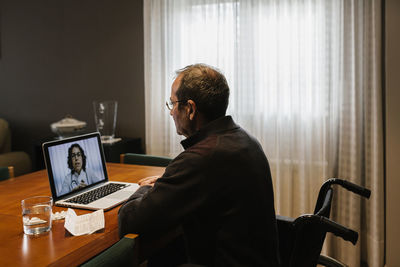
[166,99,187,110]
[71,152,82,159]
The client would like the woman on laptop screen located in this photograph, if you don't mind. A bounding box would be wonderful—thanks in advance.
[59,144,99,195]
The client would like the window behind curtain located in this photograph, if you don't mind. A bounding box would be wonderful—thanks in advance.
[145,0,341,213]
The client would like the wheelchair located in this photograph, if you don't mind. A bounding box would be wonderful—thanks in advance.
[276,178,371,267]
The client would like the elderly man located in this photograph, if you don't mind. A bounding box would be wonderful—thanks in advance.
[118,64,280,266]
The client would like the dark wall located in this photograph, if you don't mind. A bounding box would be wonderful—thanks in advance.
[0,0,145,162]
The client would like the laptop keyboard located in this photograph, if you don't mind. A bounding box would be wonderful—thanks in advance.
[65,183,129,205]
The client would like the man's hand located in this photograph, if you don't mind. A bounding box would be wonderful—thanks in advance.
[138,175,159,187]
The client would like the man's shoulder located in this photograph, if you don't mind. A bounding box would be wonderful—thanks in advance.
[184,127,259,156]
[166,140,215,174]
[185,134,218,155]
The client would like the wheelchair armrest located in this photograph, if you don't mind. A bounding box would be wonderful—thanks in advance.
[338,179,371,199]
[318,254,348,267]
[323,178,371,198]
[276,214,294,224]
[293,215,358,245]
[319,216,358,245]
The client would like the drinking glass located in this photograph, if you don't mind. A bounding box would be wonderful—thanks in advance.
[21,196,53,235]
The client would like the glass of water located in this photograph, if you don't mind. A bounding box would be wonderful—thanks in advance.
[21,196,53,235]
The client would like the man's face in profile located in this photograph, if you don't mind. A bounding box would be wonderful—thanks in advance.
[170,75,187,136]
[71,147,83,173]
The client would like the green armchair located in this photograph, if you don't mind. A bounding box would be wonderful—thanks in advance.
[0,166,14,181]
[80,234,138,267]
[0,119,31,176]
[120,153,172,167]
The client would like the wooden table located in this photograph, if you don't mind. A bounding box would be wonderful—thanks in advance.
[0,163,165,267]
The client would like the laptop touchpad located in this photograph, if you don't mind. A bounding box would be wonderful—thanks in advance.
[108,191,134,199]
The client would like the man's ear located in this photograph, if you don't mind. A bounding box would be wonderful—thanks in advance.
[187,100,196,120]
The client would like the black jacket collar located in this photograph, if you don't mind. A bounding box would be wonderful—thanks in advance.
[181,116,239,150]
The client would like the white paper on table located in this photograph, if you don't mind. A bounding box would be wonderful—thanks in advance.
[64,208,105,236]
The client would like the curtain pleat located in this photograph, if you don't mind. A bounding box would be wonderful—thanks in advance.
[326,1,384,266]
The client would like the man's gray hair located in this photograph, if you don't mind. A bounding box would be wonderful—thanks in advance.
[175,63,230,121]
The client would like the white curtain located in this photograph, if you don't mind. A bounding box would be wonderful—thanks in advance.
[143,0,384,266]
[325,1,385,266]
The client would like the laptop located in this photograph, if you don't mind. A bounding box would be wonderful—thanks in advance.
[42,132,139,210]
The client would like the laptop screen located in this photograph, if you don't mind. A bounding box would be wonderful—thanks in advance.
[43,133,108,199]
